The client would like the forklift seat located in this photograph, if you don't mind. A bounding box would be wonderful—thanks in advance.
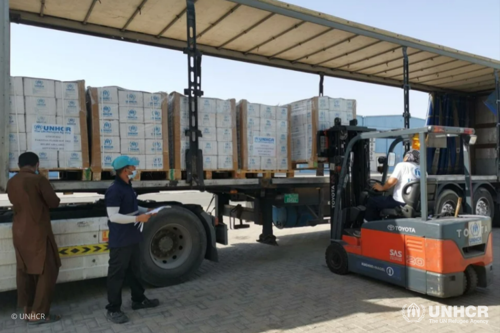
[380,180,420,219]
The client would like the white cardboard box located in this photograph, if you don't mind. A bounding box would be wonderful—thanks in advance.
[119,90,144,107]
[23,78,55,97]
[120,123,145,139]
[10,95,24,114]
[100,136,121,153]
[198,98,217,113]
[217,142,233,155]
[101,153,121,169]
[143,93,164,108]
[246,117,260,131]
[26,115,57,133]
[100,120,120,137]
[277,144,288,158]
[9,133,27,152]
[58,151,83,168]
[260,119,277,133]
[199,127,217,141]
[199,141,218,155]
[10,77,23,96]
[217,128,233,142]
[97,87,119,104]
[99,104,119,120]
[216,113,232,128]
[218,155,233,170]
[119,107,145,123]
[145,124,163,139]
[261,157,277,170]
[330,98,346,112]
[202,156,218,169]
[260,105,277,120]
[9,151,22,169]
[121,139,146,155]
[277,106,288,120]
[278,133,288,145]
[71,135,82,152]
[57,117,81,135]
[37,151,58,169]
[9,114,26,133]
[216,100,232,114]
[198,113,217,127]
[56,99,81,117]
[145,139,163,155]
[55,82,80,100]
[246,104,260,118]
[145,155,164,169]
[144,108,162,123]
[276,120,288,133]
[247,156,260,170]
[25,97,57,116]
[318,96,329,110]
[277,157,289,170]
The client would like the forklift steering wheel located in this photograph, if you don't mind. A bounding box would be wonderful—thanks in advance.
[367,179,383,196]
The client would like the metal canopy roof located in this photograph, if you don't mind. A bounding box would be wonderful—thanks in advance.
[9,0,500,94]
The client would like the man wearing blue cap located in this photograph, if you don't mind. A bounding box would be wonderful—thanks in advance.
[104,155,159,324]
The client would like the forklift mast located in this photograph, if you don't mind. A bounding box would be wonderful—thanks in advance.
[317,119,375,239]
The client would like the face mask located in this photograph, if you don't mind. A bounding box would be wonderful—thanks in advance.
[128,170,137,180]
[35,170,39,175]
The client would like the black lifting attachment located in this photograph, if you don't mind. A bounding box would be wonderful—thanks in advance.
[402,46,411,152]
[184,0,204,188]
[319,72,325,96]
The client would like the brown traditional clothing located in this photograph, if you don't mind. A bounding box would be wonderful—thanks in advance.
[6,170,61,315]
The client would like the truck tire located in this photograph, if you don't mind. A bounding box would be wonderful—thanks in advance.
[436,190,462,216]
[140,206,207,287]
[473,187,495,220]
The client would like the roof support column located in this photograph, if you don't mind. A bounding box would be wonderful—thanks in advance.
[0,0,10,192]
[184,0,204,188]
[402,46,411,153]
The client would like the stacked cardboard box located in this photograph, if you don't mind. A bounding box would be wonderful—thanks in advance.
[288,96,356,167]
[9,76,89,170]
[167,92,238,172]
[236,101,291,171]
[88,86,168,178]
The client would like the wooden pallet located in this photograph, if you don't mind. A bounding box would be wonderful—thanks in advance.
[92,170,170,181]
[235,170,294,179]
[38,169,91,181]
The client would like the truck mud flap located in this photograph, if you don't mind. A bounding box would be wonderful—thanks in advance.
[216,222,228,246]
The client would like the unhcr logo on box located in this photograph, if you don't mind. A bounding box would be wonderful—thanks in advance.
[103,138,115,150]
[127,125,139,136]
[36,99,47,107]
[66,83,75,92]
[34,80,44,89]
[33,125,72,134]
[254,137,275,144]
[102,106,113,117]
[127,109,138,120]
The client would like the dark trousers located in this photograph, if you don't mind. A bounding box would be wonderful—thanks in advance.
[16,241,59,315]
[105,243,146,312]
[365,195,403,221]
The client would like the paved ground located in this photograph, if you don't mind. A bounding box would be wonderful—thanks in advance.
[0,220,498,333]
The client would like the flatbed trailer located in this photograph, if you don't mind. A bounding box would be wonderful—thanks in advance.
[1,0,500,292]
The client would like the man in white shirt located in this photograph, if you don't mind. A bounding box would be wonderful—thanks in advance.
[364,149,422,221]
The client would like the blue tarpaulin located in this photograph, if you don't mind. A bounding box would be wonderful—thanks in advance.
[483,90,498,115]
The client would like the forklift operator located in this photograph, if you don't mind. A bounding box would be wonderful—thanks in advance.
[364,149,422,221]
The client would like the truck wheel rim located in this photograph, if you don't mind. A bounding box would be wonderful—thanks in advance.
[475,198,490,216]
[441,201,455,214]
[150,224,193,269]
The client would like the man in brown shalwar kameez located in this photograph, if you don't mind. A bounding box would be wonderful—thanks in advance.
[6,152,62,325]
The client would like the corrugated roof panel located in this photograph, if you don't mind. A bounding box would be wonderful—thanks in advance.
[321,41,400,69]
[8,0,500,94]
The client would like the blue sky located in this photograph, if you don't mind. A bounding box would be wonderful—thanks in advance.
[10,0,500,119]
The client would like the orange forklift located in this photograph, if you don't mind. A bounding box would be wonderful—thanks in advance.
[317,121,493,297]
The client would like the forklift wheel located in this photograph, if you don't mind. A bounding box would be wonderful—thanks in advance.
[463,266,478,295]
[325,242,349,275]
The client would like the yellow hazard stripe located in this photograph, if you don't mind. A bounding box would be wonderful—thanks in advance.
[58,243,109,258]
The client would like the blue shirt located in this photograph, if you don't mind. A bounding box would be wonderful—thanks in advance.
[105,177,143,248]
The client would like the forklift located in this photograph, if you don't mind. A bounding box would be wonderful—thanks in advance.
[317,119,493,298]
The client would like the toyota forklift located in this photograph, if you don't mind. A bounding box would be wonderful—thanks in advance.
[317,119,493,298]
